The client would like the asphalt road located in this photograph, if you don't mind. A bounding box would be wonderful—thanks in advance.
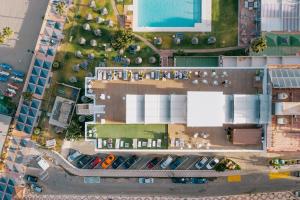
[36,166,300,197]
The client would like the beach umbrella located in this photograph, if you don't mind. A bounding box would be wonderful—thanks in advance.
[90,39,97,47]
[135,57,143,65]
[124,58,130,65]
[192,36,199,45]
[75,50,83,58]
[107,20,114,27]
[69,76,77,83]
[96,16,105,24]
[86,13,93,21]
[93,29,102,36]
[83,23,91,31]
[78,37,86,45]
[89,0,96,8]
[80,60,88,70]
[153,37,162,45]
[174,37,181,45]
[208,36,216,45]
[72,64,80,72]
[88,53,95,60]
[38,45,47,54]
[47,48,55,56]
[54,22,62,30]
[148,56,157,64]
[100,7,108,16]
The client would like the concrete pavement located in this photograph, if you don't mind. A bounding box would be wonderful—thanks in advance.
[25,165,300,198]
[0,0,48,72]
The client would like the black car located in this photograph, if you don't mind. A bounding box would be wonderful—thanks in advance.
[24,175,38,183]
[123,155,138,169]
[112,156,125,169]
[76,155,94,168]
[169,157,184,170]
[146,157,160,169]
[171,177,191,184]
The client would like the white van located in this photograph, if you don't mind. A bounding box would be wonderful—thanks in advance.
[160,156,173,169]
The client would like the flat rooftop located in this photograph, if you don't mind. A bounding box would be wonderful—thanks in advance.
[89,68,261,123]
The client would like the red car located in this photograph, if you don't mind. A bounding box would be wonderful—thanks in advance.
[89,157,102,169]
[146,157,160,169]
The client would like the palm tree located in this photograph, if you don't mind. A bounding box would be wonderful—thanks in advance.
[55,2,66,16]
[250,36,267,53]
[22,92,33,102]
[0,34,5,44]
[2,27,13,38]
[65,121,82,140]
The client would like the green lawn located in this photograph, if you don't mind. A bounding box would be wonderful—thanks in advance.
[87,124,168,149]
[137,0,238,49]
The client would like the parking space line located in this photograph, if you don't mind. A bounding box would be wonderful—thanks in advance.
[128,157,142,169]
[269,172,290,180]
[186,158,200,170]
[174,157,189,170]
[227,175,241,183]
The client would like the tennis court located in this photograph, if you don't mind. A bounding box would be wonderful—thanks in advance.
[174,56,219,67]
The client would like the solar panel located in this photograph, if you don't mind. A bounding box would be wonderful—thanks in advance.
[269,69,300,88]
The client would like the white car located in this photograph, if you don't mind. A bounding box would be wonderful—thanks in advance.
[206,158,220,170]
[138,178,154,184]
[67,151,82,162]
[195,157,208,170]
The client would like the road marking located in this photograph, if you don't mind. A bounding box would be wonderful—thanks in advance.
[227,175,241,182]
[269,172,290,180]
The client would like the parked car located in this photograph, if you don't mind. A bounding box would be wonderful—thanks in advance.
[67,151,82,162]
[195,157,209,170]
[0,75,8,82]
[191,178,208,184]
[24,175,38,183]
[123,155,138,169]
[292,171,300,177]
[146,157,161,169]
[101,154,115,169]
[160,156,173,169]
[12,70,25,77]
[171,177,190,184]
[170,157,185,170]
[30,183,43,193]
[76,155,94,168]
[112,156,125,169]
[138,178,154,184]
[206,158,220,170]
[87,157,102,169]
[0,63,12,71]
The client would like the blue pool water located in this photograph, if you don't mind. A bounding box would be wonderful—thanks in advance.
[137,0,202,27]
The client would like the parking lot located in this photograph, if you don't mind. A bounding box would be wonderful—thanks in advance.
[68,150,223,171]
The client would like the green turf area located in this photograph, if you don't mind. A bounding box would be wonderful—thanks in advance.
[138,0,238,49]
[252,33,300,56]
[87,124,168,149]
[174,56,219,67]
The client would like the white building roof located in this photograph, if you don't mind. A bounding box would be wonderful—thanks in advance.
[233,95,259,124]
[170,95,187,123]
[126,95,144,124]
[187,92,227,127]
[144,95,170,124]
[274,102,300,115]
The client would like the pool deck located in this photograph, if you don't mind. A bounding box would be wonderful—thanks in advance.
[132,0,212,32]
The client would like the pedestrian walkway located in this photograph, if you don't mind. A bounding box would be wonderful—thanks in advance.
[24,191,299,200]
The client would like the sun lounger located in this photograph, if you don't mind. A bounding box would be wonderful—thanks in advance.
[115,138,120,149]
[120,140,124,148]
[171,138,175,147]
[147,139,152,148]
[103,139,107,147]
[97,138,102,149]
[152,140,156,148]
[142,141,147,147]
[125,143,129,148]
[133,139,138,149]
[138,141,142,148]
[157,139,161,148]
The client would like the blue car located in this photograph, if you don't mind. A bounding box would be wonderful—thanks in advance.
[0,63,12,71]
[0,76,8,82]
[12,70,25,77]
[191,178,208,184]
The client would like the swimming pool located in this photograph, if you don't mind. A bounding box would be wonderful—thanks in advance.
[133,0,212,32]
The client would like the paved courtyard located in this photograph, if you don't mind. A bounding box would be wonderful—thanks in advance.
[0,0,48,71]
